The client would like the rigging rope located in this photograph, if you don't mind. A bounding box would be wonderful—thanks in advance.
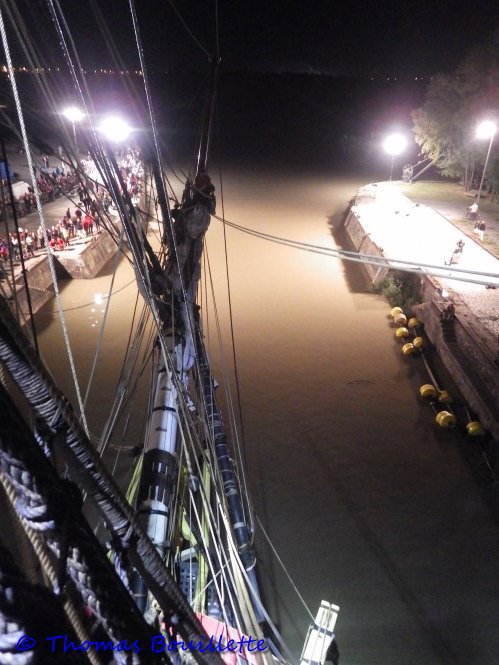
[255,514,314,622]
[0,540,89,665]
[0,383,170,665]
[0,8,90,436]
[203,244,253,531]
[166,0,211,57]
[136,190,499,286]
[0,299,221,665]
[213,214,499,287]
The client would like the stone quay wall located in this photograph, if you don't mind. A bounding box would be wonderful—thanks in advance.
[343,207,390,284]
[12,230,118,322]
[56,230,117,279]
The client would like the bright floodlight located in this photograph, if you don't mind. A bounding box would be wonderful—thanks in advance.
[62,106,85,123]
[476,120,497,140]
[99,116,131,143]
[383,133,407,156]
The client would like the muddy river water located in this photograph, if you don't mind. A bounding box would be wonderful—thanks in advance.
[36,167,499,665]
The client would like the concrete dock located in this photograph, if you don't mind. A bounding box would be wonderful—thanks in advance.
[342,182,499,440]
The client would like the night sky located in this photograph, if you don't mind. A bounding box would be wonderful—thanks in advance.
[58,0,499,77]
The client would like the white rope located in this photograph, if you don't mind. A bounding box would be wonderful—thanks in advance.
[0,9,90,436]
[255,514,315,622]
[214,215,499,286]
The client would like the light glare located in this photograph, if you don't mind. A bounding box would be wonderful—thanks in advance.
[383,133,407,156]
[99,116,131,142]
[62,106,85,123]
[476,120,497,140]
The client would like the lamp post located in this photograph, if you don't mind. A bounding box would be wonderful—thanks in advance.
[476,120,497,205]
[383,133,407,182]
[62,106,85,149]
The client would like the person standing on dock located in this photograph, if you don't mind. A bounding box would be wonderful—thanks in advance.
[478,220,486,241]
[468,201,478,220]
[445,239,465,265]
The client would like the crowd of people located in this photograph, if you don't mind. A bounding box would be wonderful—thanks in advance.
[0,145,143,266]
[0,207,103,262]
[14,168,81,217]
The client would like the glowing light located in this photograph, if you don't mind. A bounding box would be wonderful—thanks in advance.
[99,116,131,143]
[383,133,407,156]
[62,106,85,123]
[94,293,104,305]
[476,120,497,140]
[475,120,497,204]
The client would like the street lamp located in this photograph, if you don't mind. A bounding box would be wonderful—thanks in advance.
[383,133,407,182]
[475,120,497,205]
[62,106,85,148]
[98,116,131,144]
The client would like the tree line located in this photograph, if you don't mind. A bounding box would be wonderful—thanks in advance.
[412,35,499,199]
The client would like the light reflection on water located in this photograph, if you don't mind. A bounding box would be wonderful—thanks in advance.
[35,170,499,665]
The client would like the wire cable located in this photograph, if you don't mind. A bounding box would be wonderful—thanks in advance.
[0,7,90,436]
[214,214,499,287]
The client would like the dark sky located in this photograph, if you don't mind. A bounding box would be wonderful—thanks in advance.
[56,0,499,77]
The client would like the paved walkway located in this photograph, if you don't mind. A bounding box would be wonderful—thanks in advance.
[1,142,121,273]
[352,182,499,344]
[404,197,499,260]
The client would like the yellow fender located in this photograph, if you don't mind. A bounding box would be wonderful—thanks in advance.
[402,342,415,356]
[466,421,485,437]
[395,327,409,338]
[438,390,453,404]
[420,384,438,399]
[436,411,456,428]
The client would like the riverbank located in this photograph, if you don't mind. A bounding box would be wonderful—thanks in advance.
[341,181,499,441]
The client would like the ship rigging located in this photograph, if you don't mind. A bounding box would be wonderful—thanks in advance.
[0,1,339,664]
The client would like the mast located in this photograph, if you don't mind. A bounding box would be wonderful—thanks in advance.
[135,53,264,629]
[132,58,219,612]
[196,58,219,178]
